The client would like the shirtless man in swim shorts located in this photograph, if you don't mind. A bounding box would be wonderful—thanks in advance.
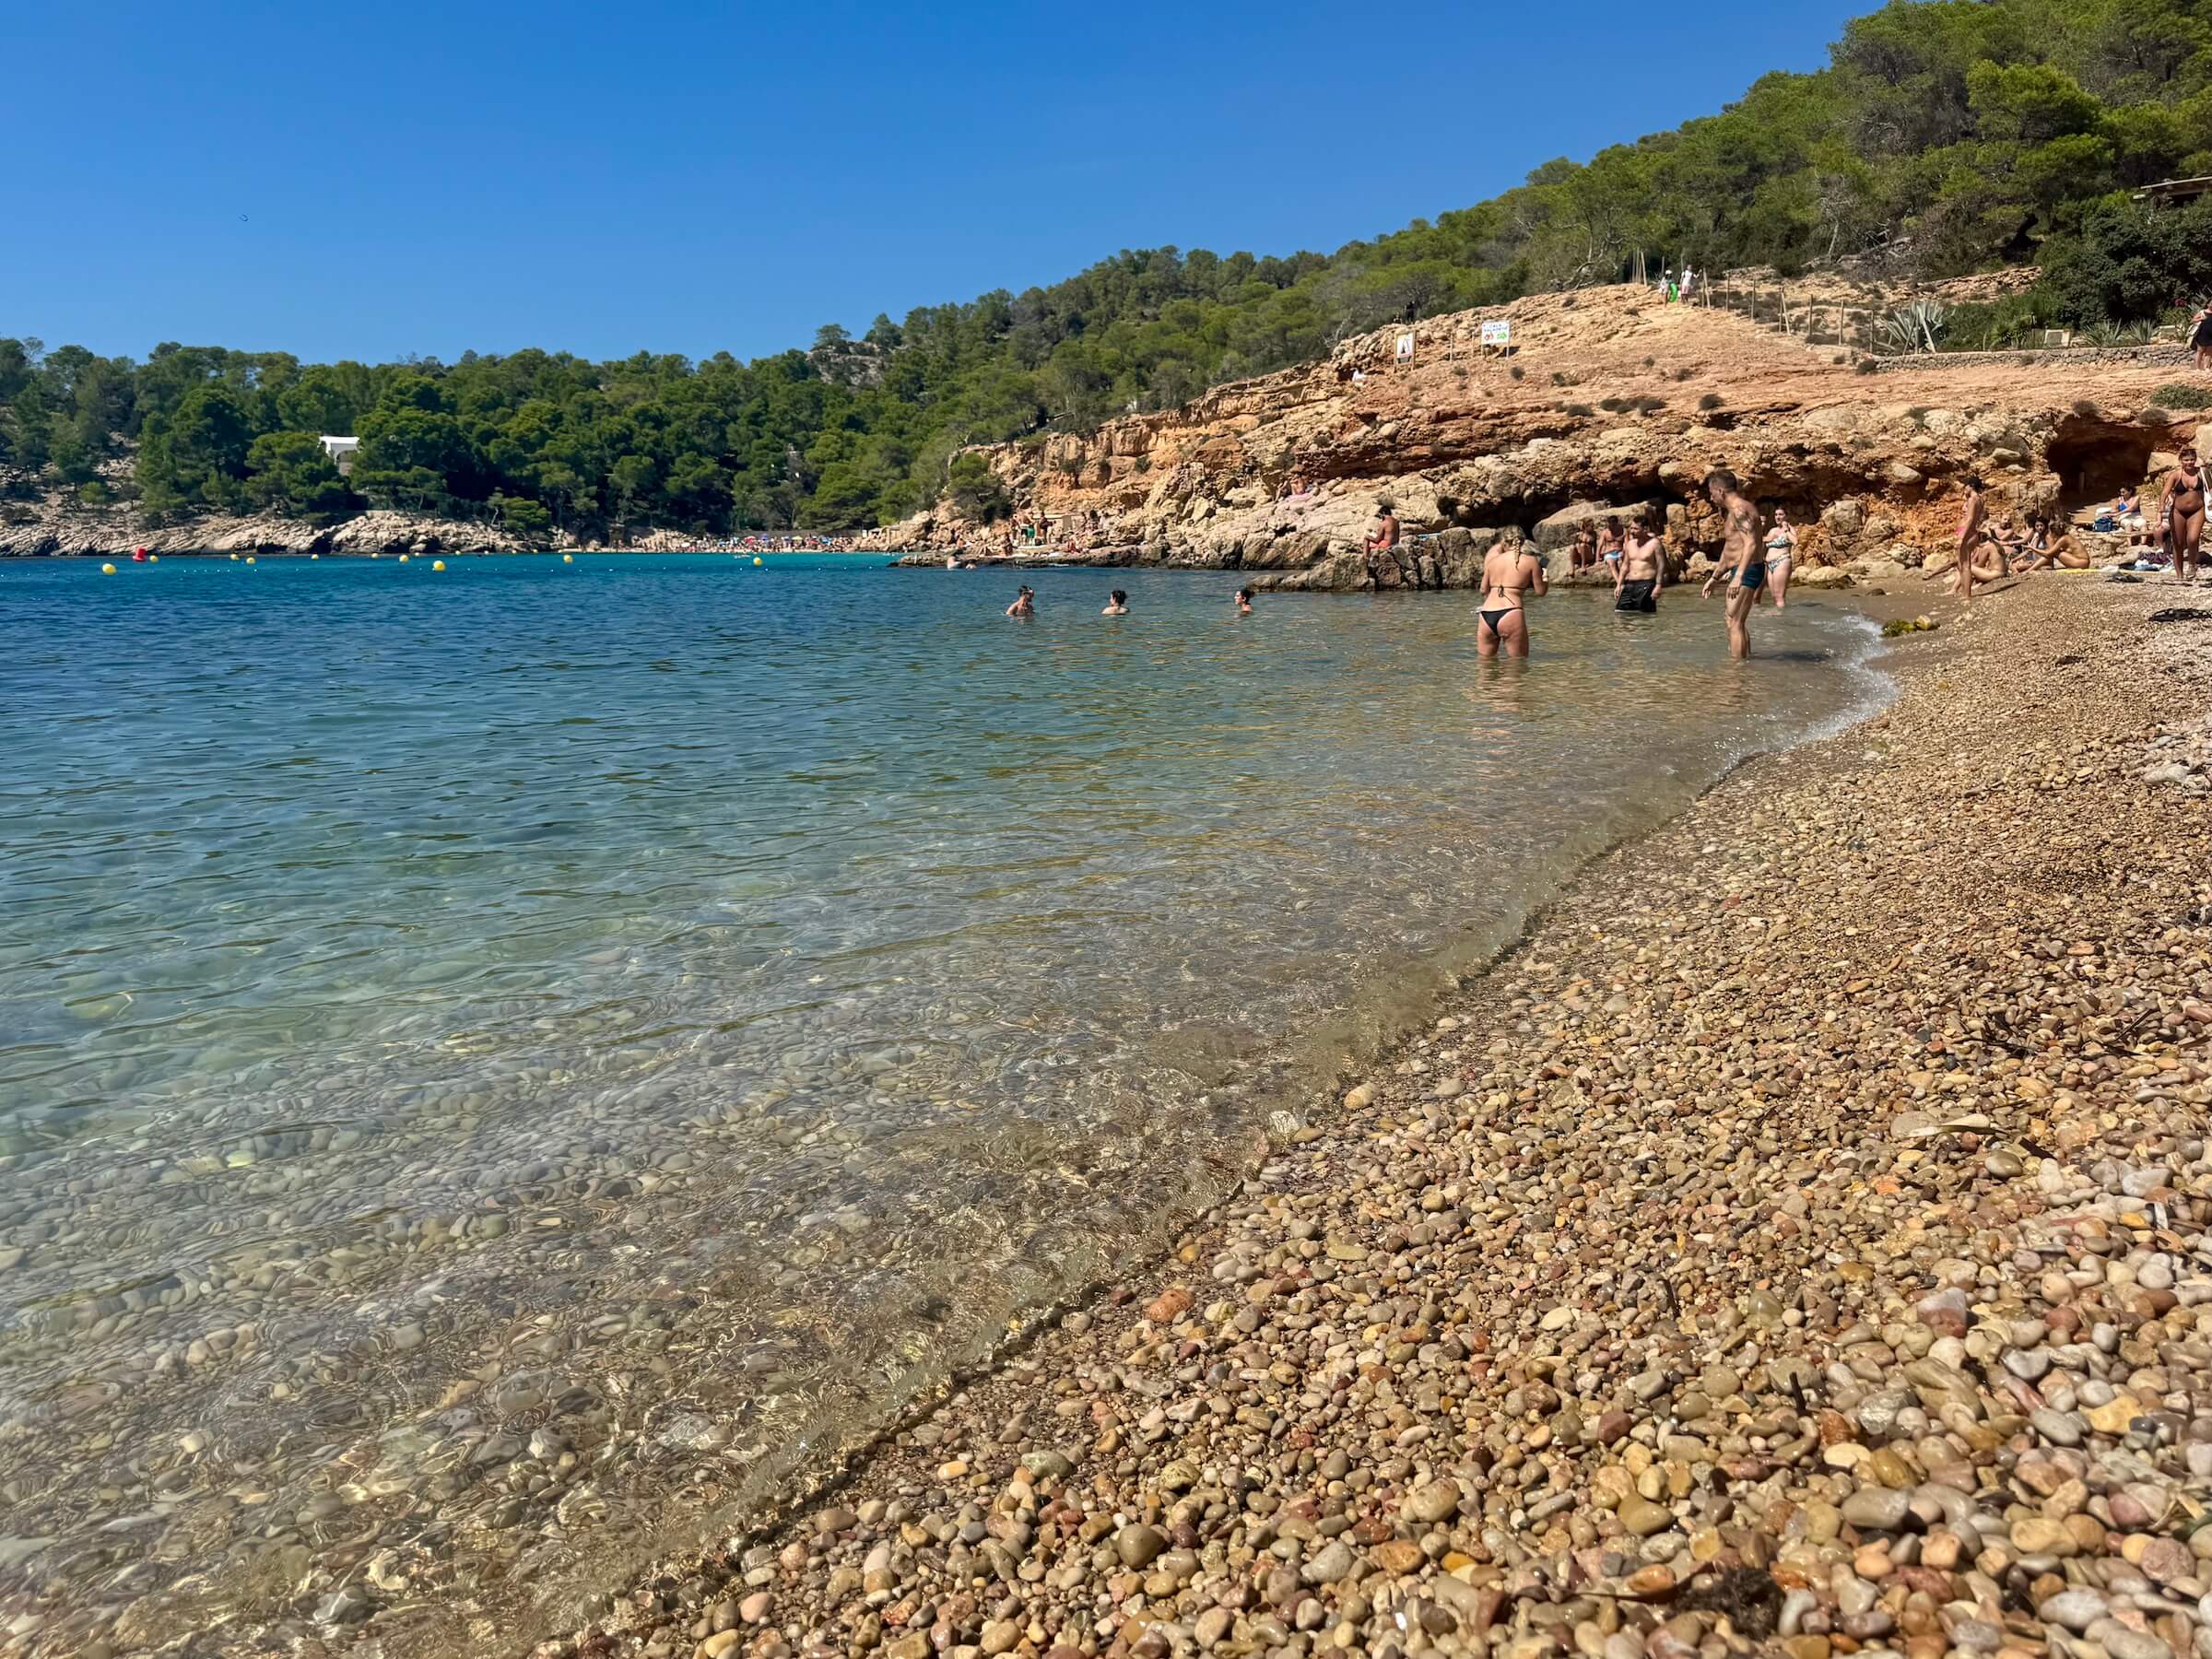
[1365,503,1401,558]
[2161,446,2206,582]
[1476,534,1547,657]
[1614,513,1666,612]
[1953,477,1989,603]
[1700,469,1761,659]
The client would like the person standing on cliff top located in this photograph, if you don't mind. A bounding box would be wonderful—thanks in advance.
[1700,469,1762,659]
[1365,502,1401,558]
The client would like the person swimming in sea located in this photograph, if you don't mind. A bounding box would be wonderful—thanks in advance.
[1699,468,1761,659]
[1614,512,1665,613]
[1476,533,1547,657]
[1234,587,1253,616]
[1006,584,1035,618]
[1102,589,1128,615]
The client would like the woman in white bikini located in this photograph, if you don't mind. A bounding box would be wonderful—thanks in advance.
[1762,505,1799,609]
[1476,534,1547,658]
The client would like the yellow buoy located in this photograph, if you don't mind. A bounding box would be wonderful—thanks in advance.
[752,556,764,566]
[312,553,319,560]
[147,554,159,563]
[101,562,117,573]
[245,556,255,565]
[398,554,409,564]
[561,553,574,564]
[431,559,446,571]
[229,553,240,561]
[371,552,381,559]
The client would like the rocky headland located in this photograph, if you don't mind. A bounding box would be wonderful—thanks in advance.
[887,280,2197,595]
[527,579,2212,1659]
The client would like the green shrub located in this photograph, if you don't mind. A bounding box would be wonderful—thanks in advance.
[1698,393,1724,411]
[2149,382,2212,410]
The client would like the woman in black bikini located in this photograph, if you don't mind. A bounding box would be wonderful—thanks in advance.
[1476,534,1547,658]
[2162,446,2206,582]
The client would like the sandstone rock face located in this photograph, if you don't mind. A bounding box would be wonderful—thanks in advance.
[888,284,2199,589]
[1533,498,1667,550]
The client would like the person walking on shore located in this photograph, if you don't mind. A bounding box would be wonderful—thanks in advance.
[1700,468,1761,659]
[2192,303,2212,372]
[1953,477,1988,604]
[1477,534,1547,657]
[1614,513,1666,612]
[2162,447,2207,582]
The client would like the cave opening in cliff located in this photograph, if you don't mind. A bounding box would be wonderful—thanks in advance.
[2047,425,2157,510]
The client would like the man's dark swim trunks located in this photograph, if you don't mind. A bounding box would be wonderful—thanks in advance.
[1615,580,1657,612]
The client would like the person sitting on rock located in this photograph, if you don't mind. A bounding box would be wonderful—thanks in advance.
[1569,525,1599,574]
[2105,488,2151,547]
[1364,502,1401,557]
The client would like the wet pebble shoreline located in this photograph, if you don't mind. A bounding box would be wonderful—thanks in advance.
[547,584,2212,1659]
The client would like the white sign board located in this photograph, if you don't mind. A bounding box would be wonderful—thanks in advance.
[1480,320,1512,347]
[1394,332,1416,362]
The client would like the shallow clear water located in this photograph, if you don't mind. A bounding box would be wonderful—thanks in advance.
[0,552,1882,1653]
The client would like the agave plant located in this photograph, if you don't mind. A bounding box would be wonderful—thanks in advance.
[1876,300,1949,354]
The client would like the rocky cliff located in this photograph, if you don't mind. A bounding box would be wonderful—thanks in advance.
[0,489,535,559]
[888,281,2198,592]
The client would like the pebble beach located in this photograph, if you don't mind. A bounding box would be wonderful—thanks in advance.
[548,578,2212,1659]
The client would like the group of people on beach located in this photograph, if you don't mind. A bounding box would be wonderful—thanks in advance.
[994,442,2212,661]
[1950,444,2207,598]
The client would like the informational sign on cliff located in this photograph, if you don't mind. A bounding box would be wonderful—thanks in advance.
[1481,320,1512,347]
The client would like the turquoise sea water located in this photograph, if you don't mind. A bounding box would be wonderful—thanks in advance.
[0,552,1883,1653]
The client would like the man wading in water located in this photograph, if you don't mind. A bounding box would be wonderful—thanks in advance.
[1700,469,1761,659]
[1614,512,1666,612]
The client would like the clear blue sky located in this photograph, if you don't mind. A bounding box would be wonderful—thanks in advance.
[8,0,1868,368]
